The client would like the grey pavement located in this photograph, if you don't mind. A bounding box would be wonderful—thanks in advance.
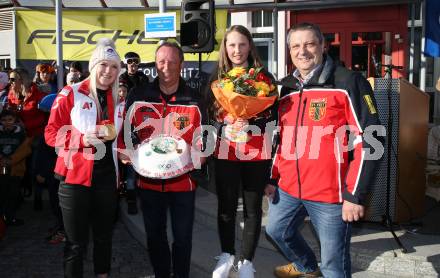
[121,186,440,278]
[0,198,154,278]
[1,188,439,278]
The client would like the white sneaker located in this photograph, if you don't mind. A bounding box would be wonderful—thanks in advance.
[212,252,235,278]
[237,260,256,278]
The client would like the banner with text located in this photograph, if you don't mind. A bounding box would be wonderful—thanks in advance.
[16,9,227,62]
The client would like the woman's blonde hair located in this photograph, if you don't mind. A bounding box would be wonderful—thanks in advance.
[88,63,119,120]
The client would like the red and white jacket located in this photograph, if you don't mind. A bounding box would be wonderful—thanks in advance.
[8,84,47,137]
[270,56,381,204]
[120,78,204,192]
[44,79,124,187]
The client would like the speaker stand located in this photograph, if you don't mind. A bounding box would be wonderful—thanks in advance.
[382,72,407,254]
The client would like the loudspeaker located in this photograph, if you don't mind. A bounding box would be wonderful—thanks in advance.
[180,0,215,53]
[364,78,429,223]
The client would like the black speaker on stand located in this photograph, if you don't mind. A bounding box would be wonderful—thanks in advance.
[180,0,215,53]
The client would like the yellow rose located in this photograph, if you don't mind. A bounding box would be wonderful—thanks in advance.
[223,80,235,91]
[228,67,246,78]
[254,81,270,93]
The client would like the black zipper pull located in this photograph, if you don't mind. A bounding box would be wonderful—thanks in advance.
[301,98,307,126]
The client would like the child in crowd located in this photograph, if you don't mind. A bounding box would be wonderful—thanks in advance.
[0,109,32,226]
[118,79,128,102]
[117,78,138,214]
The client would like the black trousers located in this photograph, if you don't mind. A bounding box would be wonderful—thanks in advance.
[214,159,271,261]
[36,175,63,230]
[139,189,195,278]
[0,175,21,220]
[59,182,118,278]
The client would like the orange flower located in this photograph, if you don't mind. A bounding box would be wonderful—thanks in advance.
[257,91,267,97]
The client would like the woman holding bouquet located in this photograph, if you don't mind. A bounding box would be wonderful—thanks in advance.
[45,38,123,278]
[207,25,278,278]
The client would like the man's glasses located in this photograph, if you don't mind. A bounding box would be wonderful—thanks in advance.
[126,59,140,65]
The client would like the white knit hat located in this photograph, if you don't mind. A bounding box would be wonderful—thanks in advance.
[0,72,8,91]
[88,38,121,72]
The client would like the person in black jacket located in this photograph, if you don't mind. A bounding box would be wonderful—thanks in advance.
[119,51,149,214]
[120,42,205,278]
[119,51,149,94]
[34,133,65,243]
[0,109,30,226]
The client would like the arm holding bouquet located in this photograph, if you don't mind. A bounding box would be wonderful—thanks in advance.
[210,66,278,143]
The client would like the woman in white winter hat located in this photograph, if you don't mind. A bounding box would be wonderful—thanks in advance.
[45,38,123,278]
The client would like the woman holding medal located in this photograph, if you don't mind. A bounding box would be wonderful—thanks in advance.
[206,25,277,278]
[45,38,123,278]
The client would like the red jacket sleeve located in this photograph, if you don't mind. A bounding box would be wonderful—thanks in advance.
[44,87,85,150]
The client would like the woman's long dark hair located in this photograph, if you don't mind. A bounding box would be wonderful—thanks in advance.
[206,25,264,120]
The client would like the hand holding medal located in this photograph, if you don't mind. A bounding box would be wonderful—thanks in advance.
[97,120,116,141]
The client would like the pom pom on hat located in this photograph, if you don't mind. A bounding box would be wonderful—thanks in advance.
[88,38,121,72]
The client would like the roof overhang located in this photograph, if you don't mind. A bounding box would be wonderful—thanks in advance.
[0,0,421,10]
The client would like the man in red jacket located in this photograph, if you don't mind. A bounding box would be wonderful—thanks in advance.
[120,42,204,278]
[265,22,381,278]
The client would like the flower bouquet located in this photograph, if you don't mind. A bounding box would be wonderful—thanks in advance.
[211,67,278,120]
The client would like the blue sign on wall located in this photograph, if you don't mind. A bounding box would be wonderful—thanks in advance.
[146,16,174,32]
[144,12,176,38]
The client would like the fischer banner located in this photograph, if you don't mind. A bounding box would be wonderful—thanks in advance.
[16,9,227,62]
